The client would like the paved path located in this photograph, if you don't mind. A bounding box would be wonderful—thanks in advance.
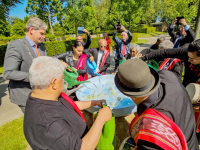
[0,34,170,127]
[0,75,23,126]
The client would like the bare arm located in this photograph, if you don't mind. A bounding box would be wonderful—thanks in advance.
[81,106,112,150]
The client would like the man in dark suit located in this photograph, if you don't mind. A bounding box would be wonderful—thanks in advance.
[87,39,110,75]
[3,17,48,113]
[168,17,195,48]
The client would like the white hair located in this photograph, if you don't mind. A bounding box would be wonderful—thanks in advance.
[159,40,174,49]
[157,35,165,42]
[129,44,140,53]
[29,56,65,90]
[25,17,48,32]
[121,31,127,36]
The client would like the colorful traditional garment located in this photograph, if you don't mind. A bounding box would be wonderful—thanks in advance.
[61,92,86,122]
[129,108,188,150]
[76,54,87,81]
[105,37,111,52]
[159,58,181,71]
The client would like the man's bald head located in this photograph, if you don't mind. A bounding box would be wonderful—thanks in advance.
[98,39,107,52]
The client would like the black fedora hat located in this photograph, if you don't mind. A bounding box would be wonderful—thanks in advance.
[114,59,160,97]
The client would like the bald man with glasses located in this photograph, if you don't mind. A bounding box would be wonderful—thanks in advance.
[87,39,110,75]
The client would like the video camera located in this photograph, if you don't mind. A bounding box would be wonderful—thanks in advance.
[116,19,121,30]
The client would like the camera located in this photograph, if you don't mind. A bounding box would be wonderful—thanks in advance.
[116,19,121,30]
[176,16,184,25]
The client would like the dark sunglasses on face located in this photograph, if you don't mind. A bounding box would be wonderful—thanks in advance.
[100,46,107,48]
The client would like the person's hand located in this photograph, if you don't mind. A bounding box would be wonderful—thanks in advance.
[97,70,100,74]
[61,61,69,68]
[172,18,177,26]
[83,29,89,35]
[111,72,116,75]
[114,24,117,30]
[137,53,142,58]
[120,25,127,32]
[89,56,94,62]
[91,100,106,108]
[72,67,77,72]
[98,106,112,123]
[179,18,187,26]
[66,67,73,72]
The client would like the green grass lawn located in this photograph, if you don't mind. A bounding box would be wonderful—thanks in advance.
[134,39,148,45]
[0,66,3,75]
[0,117,27,150]
[138,32,168,38]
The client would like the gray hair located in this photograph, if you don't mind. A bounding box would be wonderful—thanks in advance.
[25,17,48,32]
[159,40,174,49]
[157,35,165,42]
[29,56,65,90]
[121,31,127,36]
[129,44,140,53]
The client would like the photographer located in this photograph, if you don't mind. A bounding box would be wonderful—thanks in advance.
[112,22,133,73]
[168,17,195,48]
[76,29,91,49]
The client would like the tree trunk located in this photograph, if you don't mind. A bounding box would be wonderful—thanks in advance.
[195,0,200,40]
[129,12,131,31]
[47,9,54,35]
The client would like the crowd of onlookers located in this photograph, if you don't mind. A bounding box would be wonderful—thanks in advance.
[3,16,200,150]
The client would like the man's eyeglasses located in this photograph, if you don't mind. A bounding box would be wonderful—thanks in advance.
[100,46,107,48]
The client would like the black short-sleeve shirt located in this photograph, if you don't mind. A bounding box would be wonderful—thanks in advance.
[24,95,88,150]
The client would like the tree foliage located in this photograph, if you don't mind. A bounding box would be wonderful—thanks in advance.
[1,0,199,36]
[61,0,98,34]
[0,0,23,36]
[25,0,63,35]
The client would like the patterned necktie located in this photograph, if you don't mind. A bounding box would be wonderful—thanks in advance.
[35,44,40,57]
[122,44,126,56]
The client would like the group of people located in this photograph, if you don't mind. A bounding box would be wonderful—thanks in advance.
[2,16,200,150]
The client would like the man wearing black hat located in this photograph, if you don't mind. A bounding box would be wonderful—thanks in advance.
[114,59,198,150]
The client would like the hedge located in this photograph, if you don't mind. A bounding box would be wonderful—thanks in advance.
[146,27,156,34]
[0,33,138,65]
[0,44,7,65]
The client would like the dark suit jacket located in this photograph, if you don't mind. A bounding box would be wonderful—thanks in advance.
[168,26,195,47]
[88,48,110,73]
[150,43,158,49]
[3,37,47,106]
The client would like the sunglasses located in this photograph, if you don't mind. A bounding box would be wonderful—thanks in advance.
[100,46,107,48]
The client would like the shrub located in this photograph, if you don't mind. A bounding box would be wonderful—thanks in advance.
[0,32,139,64]
[132,33,138,42]
[0,44,7,65]
[146,27,156,34]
